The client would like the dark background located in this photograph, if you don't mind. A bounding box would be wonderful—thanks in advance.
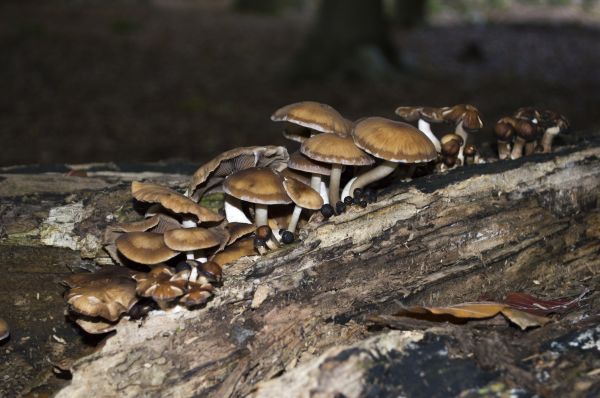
[1,0,599,166]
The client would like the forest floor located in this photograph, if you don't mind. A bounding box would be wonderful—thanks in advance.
[1,1,600,166]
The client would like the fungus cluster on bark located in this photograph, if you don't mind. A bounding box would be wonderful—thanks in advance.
[63,100,570,335]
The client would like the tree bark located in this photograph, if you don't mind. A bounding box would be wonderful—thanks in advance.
[9,137,590,397]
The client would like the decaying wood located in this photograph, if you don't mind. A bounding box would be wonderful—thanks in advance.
[3,140,600,397]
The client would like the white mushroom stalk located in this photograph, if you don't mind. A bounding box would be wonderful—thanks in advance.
[254,204,269,227]
[341,176,357,200]
[328,163,344,205]
[418,119,441,153]
[181,218,198,261]
[349,160,397,194]
[454,120,469,163]
[286,205,303,234]
[541,126,561,153]
[224,196,252,224]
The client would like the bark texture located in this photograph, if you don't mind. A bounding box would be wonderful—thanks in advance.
[2,140,600,397]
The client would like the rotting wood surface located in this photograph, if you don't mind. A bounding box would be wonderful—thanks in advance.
[2,141,600,397]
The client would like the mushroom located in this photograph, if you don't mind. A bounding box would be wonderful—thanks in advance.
[282,123,314,143]
[300,133,373,206]
[133,266,188,309]
[255,225,280,252]
[510,119,540,160]
[494,117,517,160]
[211,237,257,267]
[222,167,291,227]
[116,232,179,265]
[132,181,223,227]
[439,133,464,170]
[463,144,479,165]
[65,276,138,322]
[440,104,483,163]
[271,101,353,138]
[282,177,323,236]
[346,117,437,195]
[539,110,569,153]
[180,282,214,307]
[74,318,117,335]
[394,106,445,152]
[287,151,331,204]
[0,318,9,341]
[163,227,222,262]
[188,145,289,201]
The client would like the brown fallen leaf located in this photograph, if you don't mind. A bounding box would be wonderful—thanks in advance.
[379,302,551,330]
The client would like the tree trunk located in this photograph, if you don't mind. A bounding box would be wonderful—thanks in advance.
[5,136,589,397]
[290,0,397,80]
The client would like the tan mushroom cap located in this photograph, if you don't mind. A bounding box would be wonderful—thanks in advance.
[283,177,323,210]
[189,146,289,199]
[301,133,374,166]
[441,104,483,131]
[163,227,222,251]
[225,222,256,245]
[132,181,222,223]
[271,101,352,136]
[395,106,445,123]
[75,318,117,335]
[211,237,257,267]
[223,168,291,205]
[0,318,9,341]
[352,117,437,163]
[116,232,179,265]
[280,167,311,186]
[180,282,214,307]
[112,215,161,233]
[134,266,187,301]
[282,123,313,143]
[440,133,464,146]
[66,277,138,322]
[288,151,331,176]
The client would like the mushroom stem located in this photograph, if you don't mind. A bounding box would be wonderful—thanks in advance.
[320,181,329,204]
[254,204,269,227]
[287,205,303,234]
[541,126,560,153]
[510,137,526,159]
[455,121,468,163]
[524,141,537,156]
[328,164,344,204]
[341,176,358,200]
[497,140,511,160]
[311,175,328,204]
[181,218,198,261]
[349,160,398,194]
[224,196,252,224]
[418,119,441,153]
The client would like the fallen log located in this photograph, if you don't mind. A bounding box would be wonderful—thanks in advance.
[3,139,600,397]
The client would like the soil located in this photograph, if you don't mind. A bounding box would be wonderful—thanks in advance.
[1,1,599,166]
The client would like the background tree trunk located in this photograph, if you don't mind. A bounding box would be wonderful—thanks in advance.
[291,0,397,80]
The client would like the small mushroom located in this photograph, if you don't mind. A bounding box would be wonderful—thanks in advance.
[510,119,540,160]
[163,227,222,261]
[287,151,331,204]
[134,266,188,309]
[180,282,214,307]
[463,144,478,165]
[116,232,179,265]
[539,110,569,153]
[255,225,280,251]
[394,106,445,152]
[222,168,291,227]
[282,177,323,236]
[300,133,374,206]
[0,318,9,341]
[346,117,437,195]
[211,236,258,267]
[439,133,464,170]
[440,104,483,163]
[494,117,517,160]
[271,101,353,137]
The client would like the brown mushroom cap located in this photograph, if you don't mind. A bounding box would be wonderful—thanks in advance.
[515,119,540,141]
[441,104,483,132]
[66,277,138,322]
[494,117,517,141]
[180,282,214,307]
[463,144,477,157]
[514,107,542,122]
[287,151,331,176]
[271,101,352,136]
[440,134,464,157]
[211,237,257,267]
[189,146,289,200]
[394,106,445,123]
[352,117,437,163]
[283,177,323,210]
[225,222,256,245]
[132,181,222,223]
[282,123,313,143]
[112,215,161,233]
[540,110,569,131]
[300,133,374,166]
[163,228,222,252]
[280,167,311,186]
[0,318,9,341]
[134,266,187,302]
[116,232,179,265]
[223,168,291,205]
[74,318,117,335]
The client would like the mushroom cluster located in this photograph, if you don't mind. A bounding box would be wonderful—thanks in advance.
[64,100,570,334]
[494,107,569,159]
